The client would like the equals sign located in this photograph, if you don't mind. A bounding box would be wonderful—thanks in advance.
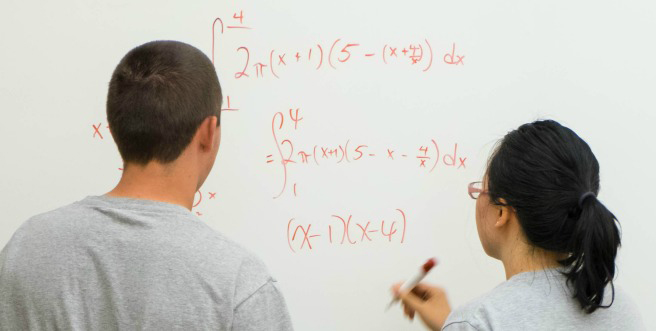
[266,154,274,163]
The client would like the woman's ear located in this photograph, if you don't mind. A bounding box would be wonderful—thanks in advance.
[494,198,512,228]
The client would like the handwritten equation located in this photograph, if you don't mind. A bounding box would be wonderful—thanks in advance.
[286,209,407,253]
[212,11,466,79]
[269,108,468,198]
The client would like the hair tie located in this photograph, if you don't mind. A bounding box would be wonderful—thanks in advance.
[578,191,596,208]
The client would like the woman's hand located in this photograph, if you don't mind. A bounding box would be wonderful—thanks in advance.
[391,282,452,331]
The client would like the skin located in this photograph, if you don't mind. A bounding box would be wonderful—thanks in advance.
[107,116,221,210]
[392,177,564,331]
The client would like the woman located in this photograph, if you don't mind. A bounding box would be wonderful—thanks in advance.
[392,120,644,330]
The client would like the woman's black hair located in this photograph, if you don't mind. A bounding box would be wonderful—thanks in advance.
[487,120,621,313]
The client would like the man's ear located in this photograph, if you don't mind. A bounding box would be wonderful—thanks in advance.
[494,198,513,228]
[197,116,219,152]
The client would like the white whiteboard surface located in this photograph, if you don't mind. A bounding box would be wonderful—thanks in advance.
[1,1,655,330]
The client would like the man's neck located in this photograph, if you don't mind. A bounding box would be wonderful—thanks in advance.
[107,161,198,210]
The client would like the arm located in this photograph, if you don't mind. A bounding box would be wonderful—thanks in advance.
[392,282,452,331]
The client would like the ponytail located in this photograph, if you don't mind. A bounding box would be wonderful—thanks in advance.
[561,194,621,313]
[486,120,622,314]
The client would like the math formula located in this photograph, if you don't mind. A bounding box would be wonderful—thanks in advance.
[268,108,468,199]
[212,11,466,80]
[286,209,407,253]
[87,9,471,251]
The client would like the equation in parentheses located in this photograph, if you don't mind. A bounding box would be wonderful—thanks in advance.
[286,209,407,253]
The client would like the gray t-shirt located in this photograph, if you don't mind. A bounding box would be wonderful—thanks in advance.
[0,195,293,331]
[443,267,644,331]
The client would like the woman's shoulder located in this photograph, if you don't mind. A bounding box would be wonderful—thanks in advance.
[442,269,645,331]
[605,285,646,329]
[441,275,524,331]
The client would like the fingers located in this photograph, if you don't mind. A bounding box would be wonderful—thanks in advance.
[392,282,447,323]
[391,282,451,331]
[397,288,427,313]
[411,283,445,299]
[403,303,415,320]
[391,282,403,297]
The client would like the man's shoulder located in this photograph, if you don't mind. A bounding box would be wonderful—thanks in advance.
[197,229,270,276]
[218,239,274,304]
[8,199,84,240]
[9,196,273,285]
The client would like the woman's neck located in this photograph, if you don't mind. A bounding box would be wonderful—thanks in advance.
[500,240,565,280]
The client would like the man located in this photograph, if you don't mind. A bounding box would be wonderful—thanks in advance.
[0,40,293,330]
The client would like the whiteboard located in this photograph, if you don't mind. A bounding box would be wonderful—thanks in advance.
[1,1,655,330]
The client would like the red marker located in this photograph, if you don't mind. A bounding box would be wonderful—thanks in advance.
[387,258,437,310]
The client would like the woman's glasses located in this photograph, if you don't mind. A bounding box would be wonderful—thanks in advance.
[468,181,488,199]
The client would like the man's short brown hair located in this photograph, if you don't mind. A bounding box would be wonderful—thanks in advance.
[107,40,222,165]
